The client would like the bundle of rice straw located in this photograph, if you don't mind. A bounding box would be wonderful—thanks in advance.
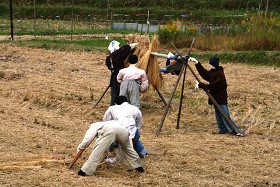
[136,35,163,90]
[125,34,150,67]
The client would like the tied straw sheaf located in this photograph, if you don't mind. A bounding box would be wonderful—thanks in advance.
[125,34,163,90]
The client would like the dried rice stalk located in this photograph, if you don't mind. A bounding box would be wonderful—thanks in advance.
[137,35,163,89]
[124,34,150,67]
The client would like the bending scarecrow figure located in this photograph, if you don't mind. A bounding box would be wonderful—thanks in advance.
[77,120,144,176]
[189,56,245,136]
[117,55,149,108]
[105,41,138,106]
[103,96,148,158]
[160,52,183,75]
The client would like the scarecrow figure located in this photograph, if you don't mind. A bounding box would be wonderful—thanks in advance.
[189,56,245,135]
[160,52,183,75]
[103,96,148,158]
[105,40,138,106]
[117,55,149,108]
[77,120,144,176]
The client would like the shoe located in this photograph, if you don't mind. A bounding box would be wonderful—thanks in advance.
[135,167,144,172]
[218,131,228,134]
[78,169,86,176]
[237,129,245,136]
[140,153,149,158]
[160,68,167,72]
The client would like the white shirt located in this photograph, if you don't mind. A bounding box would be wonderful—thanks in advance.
[103,102,142,139]
[117,65,149,91]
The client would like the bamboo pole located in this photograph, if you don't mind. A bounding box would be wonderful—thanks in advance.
[105,0,109,39]
[265,0,269,21]
[33,0,37,39]
[154,86,167,106]
[92,84,110,109]
[177,65,187,129]
[9,0,13,41]
[71,0,74,40]
[156,63,186,136]
[68,149,84,169]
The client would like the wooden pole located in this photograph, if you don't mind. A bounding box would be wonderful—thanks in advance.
[156,63,186,136]
[265,0,269,21]
[92,84,110,109]
[146,10,150,33]
[33,0,37,39]
[176,65,187,129]
[105,0,109,39]
[156,39,195,136]
[68,149,84,169]
[154,86,167,106]
[71,0,74,40]
[9,0,13,41]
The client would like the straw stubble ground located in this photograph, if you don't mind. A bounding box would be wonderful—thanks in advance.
[0,43,280,186]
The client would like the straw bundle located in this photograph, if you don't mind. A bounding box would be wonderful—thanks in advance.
[125,34,150,67]
[136,35,163,89]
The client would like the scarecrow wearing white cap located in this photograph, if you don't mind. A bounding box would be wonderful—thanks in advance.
[188,56,245,135]
[105,41,138,106]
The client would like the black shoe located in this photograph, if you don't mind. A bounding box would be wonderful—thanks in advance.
[78,169,86,176]
[135,167,144,172]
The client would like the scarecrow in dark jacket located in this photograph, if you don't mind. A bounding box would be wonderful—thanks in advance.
[105,40,138,106]
[189,56,244,135]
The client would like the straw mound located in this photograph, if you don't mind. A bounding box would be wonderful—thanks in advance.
[125,34,163,89]
[136,35,163,89]
[124,34,150,67]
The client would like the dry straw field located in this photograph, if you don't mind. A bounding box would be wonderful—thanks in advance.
[0,40,280,186]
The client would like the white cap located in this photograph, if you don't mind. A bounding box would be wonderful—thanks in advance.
[108,40,120,54]
[167,52,174,58]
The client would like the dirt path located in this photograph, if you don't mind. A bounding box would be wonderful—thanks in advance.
[0,43,280,186]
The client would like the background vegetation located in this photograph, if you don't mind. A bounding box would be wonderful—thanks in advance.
[0,0,279,24]
[0,0,279,67]
[1,0,280,10]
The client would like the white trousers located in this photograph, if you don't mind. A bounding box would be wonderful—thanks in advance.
[81,123,142,175]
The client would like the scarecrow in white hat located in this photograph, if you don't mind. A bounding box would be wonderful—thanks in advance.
[105,41,138,106]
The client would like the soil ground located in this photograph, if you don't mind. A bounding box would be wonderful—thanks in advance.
[0,42,280,186]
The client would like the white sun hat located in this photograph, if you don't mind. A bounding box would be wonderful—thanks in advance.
[108,40,120,54]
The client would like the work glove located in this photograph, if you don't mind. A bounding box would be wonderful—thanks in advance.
[195,80,199,90]
[105,157,117,164]
[188,57,198,64]
[77,146,81,153]
[129,43,138,50]
[199,82,207,90]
